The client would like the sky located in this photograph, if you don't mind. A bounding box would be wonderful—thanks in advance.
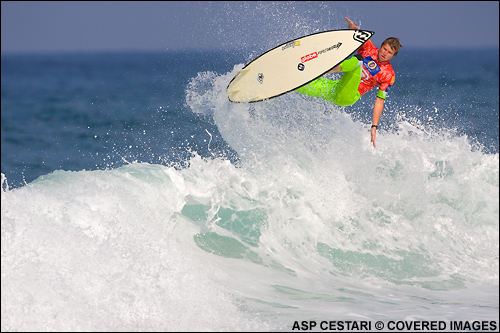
[1,1,499,54]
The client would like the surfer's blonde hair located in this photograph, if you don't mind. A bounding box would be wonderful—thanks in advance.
[382,38,402,56]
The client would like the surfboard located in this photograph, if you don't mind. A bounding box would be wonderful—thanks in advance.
[227,29,374,103]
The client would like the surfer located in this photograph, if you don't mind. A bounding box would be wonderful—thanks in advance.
[296,17,402,148]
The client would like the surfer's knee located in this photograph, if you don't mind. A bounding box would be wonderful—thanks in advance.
[340,55,363,72]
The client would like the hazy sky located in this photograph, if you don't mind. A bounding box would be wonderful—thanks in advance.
[1,1,499,54]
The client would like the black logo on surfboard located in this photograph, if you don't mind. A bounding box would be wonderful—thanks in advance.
[258,73,264,84]
[297,63,305,71]
[353,30,371,43]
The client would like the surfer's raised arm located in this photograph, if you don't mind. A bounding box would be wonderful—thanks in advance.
[345,17,359,30]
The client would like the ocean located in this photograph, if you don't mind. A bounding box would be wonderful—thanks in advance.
[1,46,499,331]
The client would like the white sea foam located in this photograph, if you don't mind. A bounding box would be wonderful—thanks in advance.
[2,69,498,331]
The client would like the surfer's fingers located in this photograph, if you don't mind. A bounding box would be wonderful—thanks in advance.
[345,17,357,28]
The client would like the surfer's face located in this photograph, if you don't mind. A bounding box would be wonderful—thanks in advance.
[378,43,396,63]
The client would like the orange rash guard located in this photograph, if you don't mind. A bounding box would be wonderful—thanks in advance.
[357,40,395,99]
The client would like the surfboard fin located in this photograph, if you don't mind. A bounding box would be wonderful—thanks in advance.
[233,68,251,73]
[227,90,241,102]
[227,90,260,103]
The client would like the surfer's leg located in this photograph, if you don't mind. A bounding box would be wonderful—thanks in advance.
[340,55,363,72]
[330,58,363,106]
[295,78,340,103]
[295,55,363,105]
[328,54,363,73]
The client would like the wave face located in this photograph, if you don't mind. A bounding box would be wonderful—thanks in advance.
[2,64,498,331]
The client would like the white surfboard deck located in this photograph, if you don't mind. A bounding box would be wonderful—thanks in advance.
[227,29,374,103]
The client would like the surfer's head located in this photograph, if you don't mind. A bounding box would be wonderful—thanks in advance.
[378,37,402,62]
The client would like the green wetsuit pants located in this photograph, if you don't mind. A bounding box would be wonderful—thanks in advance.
[295,57,362,106]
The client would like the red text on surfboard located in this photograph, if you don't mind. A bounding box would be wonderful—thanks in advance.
[301,52,318,63]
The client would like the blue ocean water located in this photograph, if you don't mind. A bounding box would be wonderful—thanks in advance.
[1,46,499,331]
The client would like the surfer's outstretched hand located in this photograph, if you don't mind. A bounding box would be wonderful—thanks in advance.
[371,127,377,148]
[345,17,359,30]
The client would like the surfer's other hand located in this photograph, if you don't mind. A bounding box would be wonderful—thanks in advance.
[345,17,359,30]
